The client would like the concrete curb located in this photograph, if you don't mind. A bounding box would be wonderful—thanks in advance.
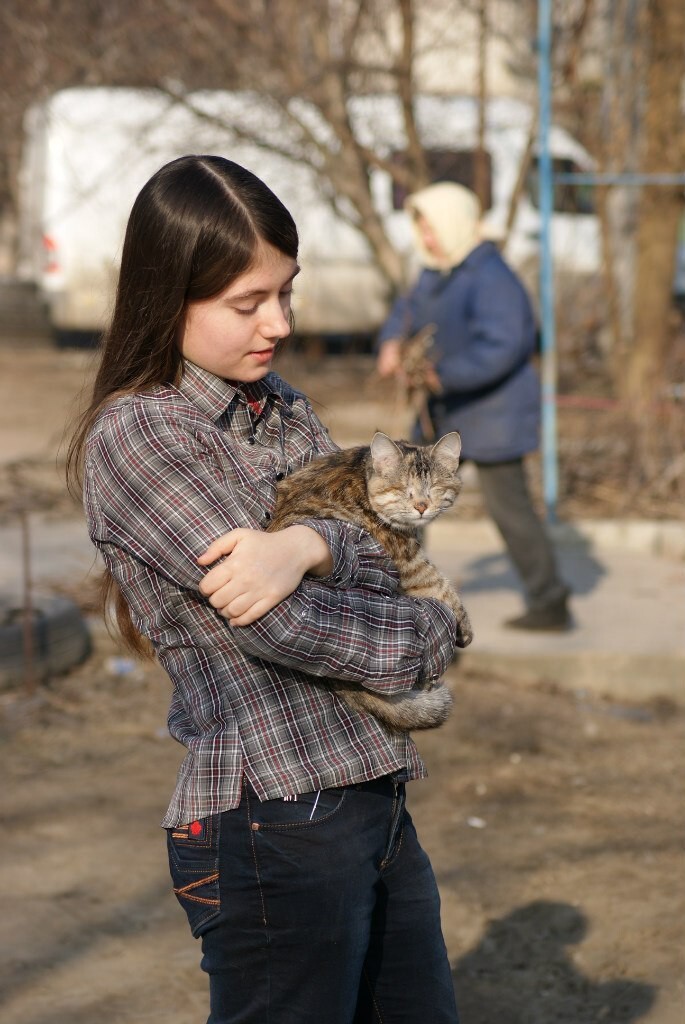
[458,651,685,705]
[427,517,685,561]
[425,516,685,705]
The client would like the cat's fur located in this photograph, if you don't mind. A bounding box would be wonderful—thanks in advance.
[397,323,441,440]
[268,431,473,732]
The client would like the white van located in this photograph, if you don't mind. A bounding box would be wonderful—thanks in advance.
[17,87,600,342]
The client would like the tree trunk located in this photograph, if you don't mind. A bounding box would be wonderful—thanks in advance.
[622,0,685,406]
[474,0,489,210]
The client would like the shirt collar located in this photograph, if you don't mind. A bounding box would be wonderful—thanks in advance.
[177,360,284,423]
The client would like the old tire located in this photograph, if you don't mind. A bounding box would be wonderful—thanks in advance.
[0,593,92,688]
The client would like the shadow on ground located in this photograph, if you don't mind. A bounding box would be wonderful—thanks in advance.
[452,900,655,1024]
[458,531,607,601]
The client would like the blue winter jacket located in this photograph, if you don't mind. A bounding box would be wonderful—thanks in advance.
[378,242,540,463]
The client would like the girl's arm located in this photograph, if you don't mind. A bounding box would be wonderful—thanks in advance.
[196,524,333,625]
[87,399,458,694]
[225,579,457,695]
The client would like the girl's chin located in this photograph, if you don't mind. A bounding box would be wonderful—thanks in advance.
[228,366,272,386]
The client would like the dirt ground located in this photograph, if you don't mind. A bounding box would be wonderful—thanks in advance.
[0,344,684,1024]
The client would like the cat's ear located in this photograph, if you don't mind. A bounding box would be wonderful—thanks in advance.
[431,431,462,467]
[370,432,403,473]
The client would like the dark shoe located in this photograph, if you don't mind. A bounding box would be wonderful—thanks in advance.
[504,599,572,632]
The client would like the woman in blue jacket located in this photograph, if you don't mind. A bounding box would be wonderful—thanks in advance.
[377,182,571,630]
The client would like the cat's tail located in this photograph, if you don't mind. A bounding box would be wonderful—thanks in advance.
[339,683,453,732]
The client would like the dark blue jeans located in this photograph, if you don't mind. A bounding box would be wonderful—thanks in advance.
[167,775,459,1023]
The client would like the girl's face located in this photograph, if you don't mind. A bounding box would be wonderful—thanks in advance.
[179,243,299,383]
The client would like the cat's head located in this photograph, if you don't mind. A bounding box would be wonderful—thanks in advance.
[366,431,462,530]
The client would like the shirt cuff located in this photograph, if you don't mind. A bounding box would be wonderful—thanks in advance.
[296,517,399,593]
[414,598,460,684]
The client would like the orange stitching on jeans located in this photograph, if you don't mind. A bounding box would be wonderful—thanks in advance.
[173,873,220,906]
[380,824,405,872]
[247,789,347,831]
[174,890,220,906]
[361,966,385,1022]
[245,784,268,928]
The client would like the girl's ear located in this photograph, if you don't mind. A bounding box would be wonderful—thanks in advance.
[431,431,462,467]
[370,432,403,474]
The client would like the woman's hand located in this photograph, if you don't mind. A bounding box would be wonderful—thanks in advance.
[197,525,333,626]
[376,338,403,378]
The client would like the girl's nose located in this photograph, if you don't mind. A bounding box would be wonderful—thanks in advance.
[261,299,291,339]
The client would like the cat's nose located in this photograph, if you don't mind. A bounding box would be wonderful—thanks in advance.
[414,502,429,515]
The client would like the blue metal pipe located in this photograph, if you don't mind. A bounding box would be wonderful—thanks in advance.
[556,172,685,186]
[537,0,558,523]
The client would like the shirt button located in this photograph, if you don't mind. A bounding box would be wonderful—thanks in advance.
[264,511,271,521]
[275,472,284,481]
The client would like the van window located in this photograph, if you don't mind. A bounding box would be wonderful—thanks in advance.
[391,149,493,211]
[527,157,595,215]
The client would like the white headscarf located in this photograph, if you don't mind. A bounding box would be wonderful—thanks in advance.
[405,182,483,271]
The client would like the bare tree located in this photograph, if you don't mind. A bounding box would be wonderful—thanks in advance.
[495,0,685,408]
[4,0,681,392]
[0,0,243,269]
[0,0,450,291]
[162,0,439,289]
[623,0,685,405]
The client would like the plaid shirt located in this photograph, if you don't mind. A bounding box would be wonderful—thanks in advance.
[84,361,458,827]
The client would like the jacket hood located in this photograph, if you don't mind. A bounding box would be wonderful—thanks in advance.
[405,182,482,270]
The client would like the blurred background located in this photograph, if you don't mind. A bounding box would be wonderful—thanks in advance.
[0,0,684,516]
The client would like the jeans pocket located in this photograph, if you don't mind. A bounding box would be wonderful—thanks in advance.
[166,814,221,938]
[248,786,347,831]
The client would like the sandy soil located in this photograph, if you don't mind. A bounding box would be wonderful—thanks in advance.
[0,344,683,1024]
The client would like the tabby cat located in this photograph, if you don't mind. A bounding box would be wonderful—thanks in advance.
[268,431,473,732]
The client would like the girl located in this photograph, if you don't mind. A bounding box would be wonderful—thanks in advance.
[68,155,461,1023]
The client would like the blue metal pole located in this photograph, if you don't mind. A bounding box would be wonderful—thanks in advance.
[555,172,685,186]
[537,0,558,523]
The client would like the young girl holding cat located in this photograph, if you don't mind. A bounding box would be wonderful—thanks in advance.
[69,155,461,1024]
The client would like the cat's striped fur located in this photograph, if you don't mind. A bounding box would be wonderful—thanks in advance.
[268,431,473,732]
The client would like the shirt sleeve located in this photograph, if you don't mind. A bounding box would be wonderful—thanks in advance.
[232,587,458,694]
[86,401,266,588]
[86,399,458,693]
[377,291,415,345]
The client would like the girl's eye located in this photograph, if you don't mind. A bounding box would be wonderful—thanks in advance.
[234,305,258,317]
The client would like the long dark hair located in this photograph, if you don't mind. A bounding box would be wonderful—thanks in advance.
[67,155,299,651]
[68,154,298,490]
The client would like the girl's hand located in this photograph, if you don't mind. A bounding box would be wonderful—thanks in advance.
[197,525,333,626]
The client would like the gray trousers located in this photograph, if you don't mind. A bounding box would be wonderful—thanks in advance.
[475,458,568,610]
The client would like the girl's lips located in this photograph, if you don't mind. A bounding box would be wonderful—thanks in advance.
[250,349,275,364]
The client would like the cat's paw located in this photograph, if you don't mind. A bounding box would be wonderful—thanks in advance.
[454,607,474,648]
[416,676,438,692]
